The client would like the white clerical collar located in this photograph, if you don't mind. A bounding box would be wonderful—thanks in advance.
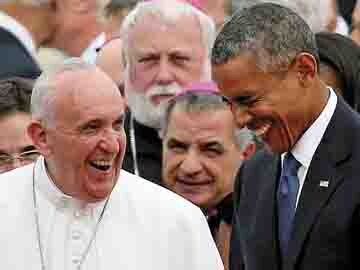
[290,87,337,168]
[81,32,106,64]
[0,11,37,58]
[34,156,106,214]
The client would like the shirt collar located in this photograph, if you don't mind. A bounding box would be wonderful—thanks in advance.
[81,32,106,64]
[34,156,106,214]
[291,87,337,168]
[0,11,37,58]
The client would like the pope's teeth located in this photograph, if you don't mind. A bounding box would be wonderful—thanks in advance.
[92,161,112,166]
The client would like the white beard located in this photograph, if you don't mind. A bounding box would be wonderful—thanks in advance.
[127,83,181,129]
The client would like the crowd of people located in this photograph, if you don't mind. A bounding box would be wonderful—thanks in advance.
[1,0,360,270]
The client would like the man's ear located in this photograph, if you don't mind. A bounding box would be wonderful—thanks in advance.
[27,121,52,157]
[293,52,318,87]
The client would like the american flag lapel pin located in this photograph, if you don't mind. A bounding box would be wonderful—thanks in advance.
[319,180,329,188]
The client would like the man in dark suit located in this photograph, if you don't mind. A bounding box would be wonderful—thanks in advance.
[212,3,360,270]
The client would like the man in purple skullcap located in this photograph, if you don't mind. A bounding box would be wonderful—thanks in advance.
[162,81,256,269]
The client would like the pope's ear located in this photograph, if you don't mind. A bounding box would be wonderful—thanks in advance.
[27,121,52,156]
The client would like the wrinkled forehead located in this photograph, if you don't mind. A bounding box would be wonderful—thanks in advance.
[128,12,202,43]
[53,69,124,113]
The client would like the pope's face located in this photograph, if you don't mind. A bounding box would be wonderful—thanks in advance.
[43,68,126,202]
[125,13,210,128]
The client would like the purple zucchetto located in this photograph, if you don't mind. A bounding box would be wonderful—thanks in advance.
[177,81,220,97]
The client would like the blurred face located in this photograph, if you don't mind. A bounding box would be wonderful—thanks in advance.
[162,107,242,210]
[213,53,314,153]
[38,69,126,202]
[202,0,228,30]
[96,38,125,97]
[0,112,38,173]
[125,14,209,128]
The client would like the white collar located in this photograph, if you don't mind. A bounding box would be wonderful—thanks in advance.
[291,87,337,168]
[0,11,37,58]
[34,156,106,214]
[81,32,106,64]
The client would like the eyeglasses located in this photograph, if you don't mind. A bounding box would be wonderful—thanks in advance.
[0,149,40,173]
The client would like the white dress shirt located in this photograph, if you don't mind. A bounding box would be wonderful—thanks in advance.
[0,11,37,58]
[282,87,337,207]
[0,156,223,270]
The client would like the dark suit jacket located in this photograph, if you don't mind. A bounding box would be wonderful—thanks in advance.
[230,96,360,270]
[0,26,41,79]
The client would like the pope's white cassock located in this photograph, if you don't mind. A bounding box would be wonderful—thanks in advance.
[0,156,223,270]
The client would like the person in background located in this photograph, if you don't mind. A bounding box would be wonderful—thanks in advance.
[193,0,232,30]
[0,77,39,174]
[230,0,328,33]
[102,0,138,39]
[120,0,216,184]
[212,3,360,270]
[0,58,223,270]
[0,0,56,58]
[96,37,125,97]
[316,31,360,112]
[161,81,255,270]
[0,0,109,63]
[0,25,41,79]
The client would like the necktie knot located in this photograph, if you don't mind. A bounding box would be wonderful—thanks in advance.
[282,152,301,177]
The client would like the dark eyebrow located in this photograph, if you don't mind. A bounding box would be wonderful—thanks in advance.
[232,94,257,104]
[167,138,188,148]
[202,141,224,149]
[0,150,9,156]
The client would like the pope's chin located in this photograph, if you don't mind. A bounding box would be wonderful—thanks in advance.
[83,160,120,202]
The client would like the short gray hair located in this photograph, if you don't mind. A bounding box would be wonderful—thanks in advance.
[31,57,95,126]
[162,91,254,150]
[212,3,319,72]
[120,0,216,66]
[230,0,327,33]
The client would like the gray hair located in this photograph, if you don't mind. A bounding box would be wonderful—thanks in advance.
[31,57,95,126]
[230,0,327,33]
[161,91,253,150]
[212,3,319,72]
[120,0,216,67]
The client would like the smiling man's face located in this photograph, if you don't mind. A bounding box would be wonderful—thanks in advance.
[39,68,127,202]
[162,107,242,210]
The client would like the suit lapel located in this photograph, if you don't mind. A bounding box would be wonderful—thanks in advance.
[247,154,281,269]
[284,99,352,269]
